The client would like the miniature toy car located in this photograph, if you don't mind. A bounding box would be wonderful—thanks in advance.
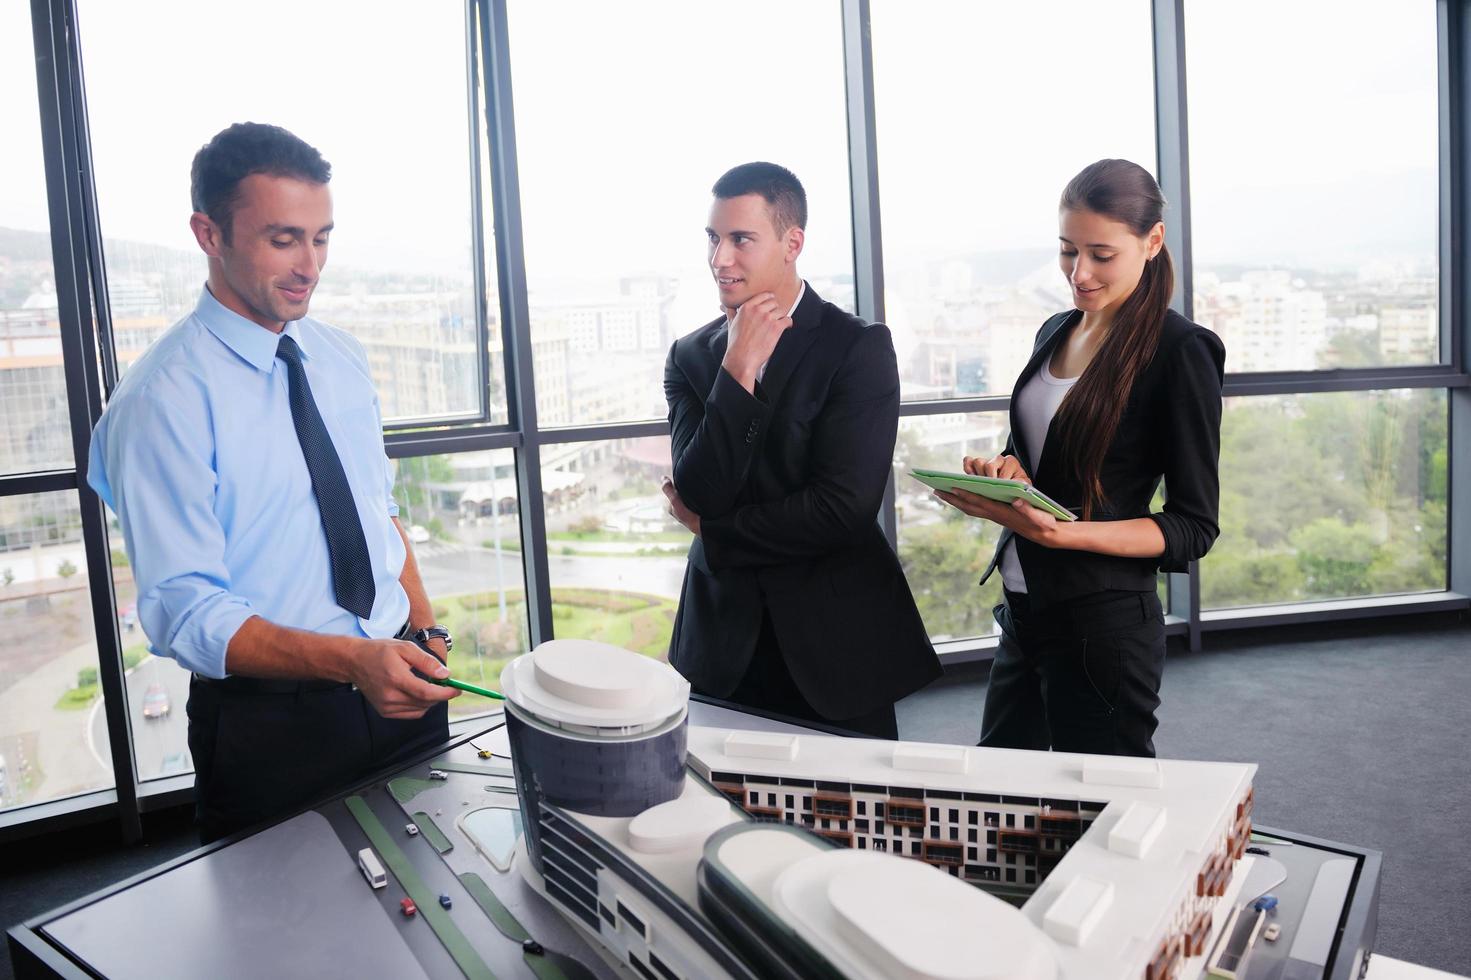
[1252,894,1279,912]
[358,848,386,889]
[1263,922,1282,942]
[439,894,452,909]
[400,898,417,917]
[405,823,419,836]
[428,769,448,780]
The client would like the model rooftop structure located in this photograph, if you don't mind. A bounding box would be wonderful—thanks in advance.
[501,642,1256,980]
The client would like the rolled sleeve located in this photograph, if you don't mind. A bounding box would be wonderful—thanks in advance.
[91,386,256,678]
[1149,329,1226,571]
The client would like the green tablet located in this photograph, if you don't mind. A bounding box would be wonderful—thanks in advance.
[909,468,1077,521]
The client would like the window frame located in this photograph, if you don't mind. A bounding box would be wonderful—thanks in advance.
[5,0,1468,842]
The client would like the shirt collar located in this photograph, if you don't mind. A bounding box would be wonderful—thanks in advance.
[195,284,311,373]
[787,280,807,317]
[724,279,808,327]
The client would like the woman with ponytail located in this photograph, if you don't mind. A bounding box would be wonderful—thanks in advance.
[934,159,1225,758]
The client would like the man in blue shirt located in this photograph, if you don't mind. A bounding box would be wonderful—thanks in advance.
[88,123,458,841]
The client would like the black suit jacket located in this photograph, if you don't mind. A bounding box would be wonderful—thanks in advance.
[979,308,1227,608]
[664,284,940,719]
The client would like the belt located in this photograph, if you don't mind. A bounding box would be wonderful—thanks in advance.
[1003,589,1158,638]
[194,620,414,695]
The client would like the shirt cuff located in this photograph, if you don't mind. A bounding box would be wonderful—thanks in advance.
[168,596,257,680]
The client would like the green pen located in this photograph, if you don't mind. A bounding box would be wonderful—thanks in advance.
[433,676,506,700]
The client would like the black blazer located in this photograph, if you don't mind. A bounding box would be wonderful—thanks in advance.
[664,284,940,719]
[979,308,1226,608]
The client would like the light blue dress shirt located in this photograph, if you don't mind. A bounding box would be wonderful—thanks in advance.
[87,286,409,679]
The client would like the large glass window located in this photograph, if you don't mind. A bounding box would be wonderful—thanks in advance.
[76,0,494,424]
[0,492,114,812]
[539,439,691,659]
[0,3,71,477]
[1186,2,1439,372]
[508,0,855,428]
[390,452,528,719]
[872,1,1156,402]
[1202,389,1447,609]
[895,413,1010,642]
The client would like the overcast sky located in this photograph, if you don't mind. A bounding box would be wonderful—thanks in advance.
[2,1,1438,303]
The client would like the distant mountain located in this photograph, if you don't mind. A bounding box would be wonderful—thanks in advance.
[0,227,55,262]
[1,224,202,274]
[886,245,1059,288]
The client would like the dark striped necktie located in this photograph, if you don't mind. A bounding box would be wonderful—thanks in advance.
[276,335,376,619]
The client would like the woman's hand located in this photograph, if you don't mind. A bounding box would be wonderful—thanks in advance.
[963,453,1030,483]
[933,487,1060,544]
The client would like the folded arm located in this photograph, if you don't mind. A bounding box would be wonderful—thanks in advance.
[699,325,899,570]
[665,346,773,519]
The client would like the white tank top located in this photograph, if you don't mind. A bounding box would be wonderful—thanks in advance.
[999,355,1078,593]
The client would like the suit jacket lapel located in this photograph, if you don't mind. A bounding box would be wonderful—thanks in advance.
[705,316,729,366]
[753,282,823,409]
[1008,309,1077,470]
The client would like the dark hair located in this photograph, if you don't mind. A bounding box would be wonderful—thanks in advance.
[190,122,331,242]
[1052,158,1174,520]
[712,161,807,233]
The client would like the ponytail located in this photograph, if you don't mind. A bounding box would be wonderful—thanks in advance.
[1051,159,1174,520]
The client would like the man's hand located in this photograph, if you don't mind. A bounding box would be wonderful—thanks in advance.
[721,292,793,394]
[964,453,1030,483]
[661,475,701,537]
[419,635,449,664]
[347,638,459,720]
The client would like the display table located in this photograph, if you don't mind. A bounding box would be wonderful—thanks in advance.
[7,699,1400,980]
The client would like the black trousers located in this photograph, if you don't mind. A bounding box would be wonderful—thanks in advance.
[978,589,1165,757]
[714,610,898,740]
[187,630,448,843]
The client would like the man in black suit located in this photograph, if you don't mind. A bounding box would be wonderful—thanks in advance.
[660,162,940,738]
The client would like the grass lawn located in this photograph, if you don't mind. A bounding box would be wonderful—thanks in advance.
[54,686,97,711]
[443,587,676,669]
[545,530,691,544]
[53,646,153,711]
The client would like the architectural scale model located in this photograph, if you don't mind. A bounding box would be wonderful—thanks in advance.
[500,640,1258,980]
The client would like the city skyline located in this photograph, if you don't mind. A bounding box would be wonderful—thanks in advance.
[0,0,1449,822]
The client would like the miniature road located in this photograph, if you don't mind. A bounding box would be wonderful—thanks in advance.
[322,746,612,980]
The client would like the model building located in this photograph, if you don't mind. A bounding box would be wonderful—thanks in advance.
[501,640,1255,980]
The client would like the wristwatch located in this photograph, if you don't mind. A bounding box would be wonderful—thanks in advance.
[411,625,454,653]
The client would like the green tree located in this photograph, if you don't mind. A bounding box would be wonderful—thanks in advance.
[1204,389,1446,607]
[1290,518,1378,598]
[898,514,1001,640]
[392,454,456,514]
